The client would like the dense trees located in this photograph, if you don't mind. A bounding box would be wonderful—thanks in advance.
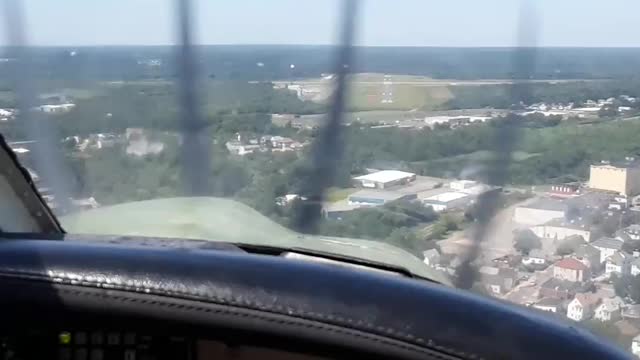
[513,229,542,255]
[341,114,640,185]
[555,235,587,256]
[613,274,640,303]
[444,81,640,110]
[4,82,322,142]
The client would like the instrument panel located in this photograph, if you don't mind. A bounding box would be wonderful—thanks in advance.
[0,329,327,360]
[1,330,192,360]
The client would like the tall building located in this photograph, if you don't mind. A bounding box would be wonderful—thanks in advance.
[589,158,640,196]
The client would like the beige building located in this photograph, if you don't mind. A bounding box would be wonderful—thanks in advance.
[531,218,593,242]
[589,160,640,196]
[513,198,566,226]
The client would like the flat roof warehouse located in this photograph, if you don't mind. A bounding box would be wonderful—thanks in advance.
[423,192,469,205]
[353,170,415,183]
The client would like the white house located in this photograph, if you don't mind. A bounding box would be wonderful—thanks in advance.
[632,334,640,357]
[592,237,624,263]
[422,249,441,267]
[605,252,631,276]
[522,249,547,266]
[567,293,600,321]
[594,297,624,322]
[35,103,75,113]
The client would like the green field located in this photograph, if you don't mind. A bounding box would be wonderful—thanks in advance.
[326,187,357,202]
[435,150,541,163]
[348,84,453,111]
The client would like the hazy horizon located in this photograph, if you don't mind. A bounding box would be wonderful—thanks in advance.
[1,0,640,47]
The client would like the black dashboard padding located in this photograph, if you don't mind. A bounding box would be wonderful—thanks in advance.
[0,239,632,360]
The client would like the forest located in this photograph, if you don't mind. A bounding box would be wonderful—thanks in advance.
[5,46,640,82]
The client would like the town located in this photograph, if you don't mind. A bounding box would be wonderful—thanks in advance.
[393,157,640,355]
[4,66,640,354]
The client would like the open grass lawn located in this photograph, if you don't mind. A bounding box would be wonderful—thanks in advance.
[348,84,452,111]
[326,187,358,202]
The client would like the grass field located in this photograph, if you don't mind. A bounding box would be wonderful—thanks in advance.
[348,84,453,111]
[326,187,357,202]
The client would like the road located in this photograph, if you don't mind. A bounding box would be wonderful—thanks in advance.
[438,198,533,260]
[274,78,601,88]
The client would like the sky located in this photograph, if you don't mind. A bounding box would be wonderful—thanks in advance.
[1,0,640,47]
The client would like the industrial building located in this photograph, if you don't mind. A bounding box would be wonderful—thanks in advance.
[353,170,416,189]
[422,192,470,212]
[513,198,566,226]
[347,189,416,206]
[322,189,417,220]
[589,159,640,196]
[449,180,478,191]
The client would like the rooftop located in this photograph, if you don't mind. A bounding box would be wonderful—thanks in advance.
[353,170,415,183]
[592,237,624,250]
[554,258,588,271]
[575,244,600,258]
[542,217,591,230]
[625,224,640,233]
[521,198,567,212]
[598,297,624,312]
[566,191,617,209]
[592,158,640,169]
[573,292,600,307]
[323,200,359,213]
[348,189,407,201]
[607,252,629,265]
[528,249,547,258]
[423,191,469,204]
[540,278,583,291]
[535,297,563,307]
[422,249,440,262]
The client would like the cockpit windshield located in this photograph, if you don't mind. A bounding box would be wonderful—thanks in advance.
[3,0,640,354]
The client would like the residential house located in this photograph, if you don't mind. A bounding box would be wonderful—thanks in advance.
[553,258,590,282]
[539,278,582,300]
[574,244,601,272]
[533,298,563,313]
[605,251,631,276]
[422,249,441,267]
[225,141,261,156]
[591,237,624,263]
[531,218,593,242]
[622,224,640,241]
[479,267,518,295]
[522,249,548,267]
[633,334,640,357]
[631,257,640,276]
[622,304,640,320]
[567,293,601,321]
[594,297,625,322]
